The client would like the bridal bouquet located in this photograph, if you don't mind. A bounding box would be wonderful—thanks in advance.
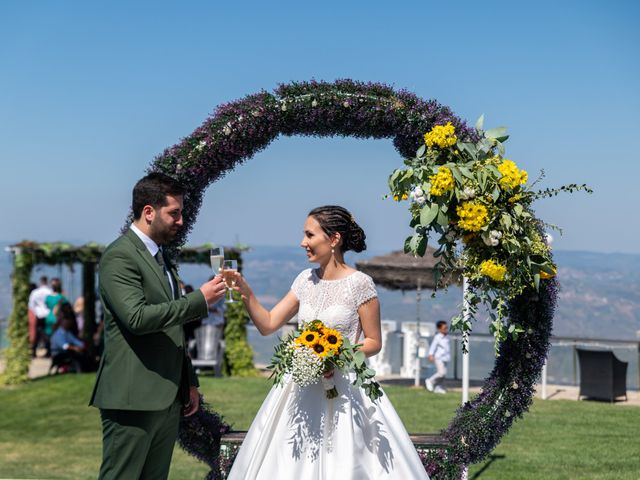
[268,320,383,402]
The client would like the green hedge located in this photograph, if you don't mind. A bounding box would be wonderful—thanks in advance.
[1,250,33,386]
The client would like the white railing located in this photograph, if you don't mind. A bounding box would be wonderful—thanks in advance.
[447,333,640,394]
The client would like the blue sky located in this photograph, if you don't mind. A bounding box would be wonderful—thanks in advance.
[1,0,639,254]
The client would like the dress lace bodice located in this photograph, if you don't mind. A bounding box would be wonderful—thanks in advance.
[291,268,378,343]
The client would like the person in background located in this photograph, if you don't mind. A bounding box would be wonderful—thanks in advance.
[204,296,226,328]
[74,296,85,335]
[28,276,53,357]
[50,304,89,373]
[425,320,450,394]
[44,278,69,356]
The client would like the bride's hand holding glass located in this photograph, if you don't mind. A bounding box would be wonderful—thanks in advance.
[229,271,252,301]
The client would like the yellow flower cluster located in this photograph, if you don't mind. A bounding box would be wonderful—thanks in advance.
[429,166,455,196]
[539,267,556,280]
[424,122,457,148]
[498,160,528,190]
[296,324,343,358]
[393,193,409,201]
[480,259,507,281]
[456,202,489,232]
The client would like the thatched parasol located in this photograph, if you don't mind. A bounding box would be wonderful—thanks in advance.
[356,247,464,387]
[355,247,462,291]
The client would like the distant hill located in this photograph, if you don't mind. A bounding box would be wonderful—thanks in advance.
[1,243,639,341]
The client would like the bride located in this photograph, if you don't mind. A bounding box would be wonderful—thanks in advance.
[227,205,429,479]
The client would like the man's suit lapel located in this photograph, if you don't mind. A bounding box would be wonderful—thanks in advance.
[124,229,173,300]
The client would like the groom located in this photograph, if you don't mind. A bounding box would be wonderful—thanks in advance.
[90,173,226,479]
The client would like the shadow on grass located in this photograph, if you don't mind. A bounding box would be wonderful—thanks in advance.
[471,454,506,479]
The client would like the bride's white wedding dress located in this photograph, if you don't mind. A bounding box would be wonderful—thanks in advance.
[227,268,429,480]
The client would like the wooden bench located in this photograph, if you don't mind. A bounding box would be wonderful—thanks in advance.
[222,431,449,449]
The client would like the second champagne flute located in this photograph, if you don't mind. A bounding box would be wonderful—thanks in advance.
[222,259,238,303]
[210,246,224,275]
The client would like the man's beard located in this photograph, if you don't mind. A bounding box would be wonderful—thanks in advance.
[151,222,178,245]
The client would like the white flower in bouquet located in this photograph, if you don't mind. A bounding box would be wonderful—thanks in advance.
[482,230,503,247]
[290,345,324,388]
[409,186,426,205]
[459,186,477,200]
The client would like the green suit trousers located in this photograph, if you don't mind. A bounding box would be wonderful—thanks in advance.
[98,399,182,480]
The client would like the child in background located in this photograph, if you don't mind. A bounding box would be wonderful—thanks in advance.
[425,320,450,394]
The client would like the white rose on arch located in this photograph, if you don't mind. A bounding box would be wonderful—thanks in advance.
[409,186,426,205]
[459,186,477,200]
[482,230,503,247]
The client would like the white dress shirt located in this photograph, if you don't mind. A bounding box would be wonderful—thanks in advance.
[428,332,451,362]
[29,285,53,318]
[130,223,177,298]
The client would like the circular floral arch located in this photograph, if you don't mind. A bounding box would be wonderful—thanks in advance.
[139,79,557,478]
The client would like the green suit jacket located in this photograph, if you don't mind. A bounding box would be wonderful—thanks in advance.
[90,228,207,411]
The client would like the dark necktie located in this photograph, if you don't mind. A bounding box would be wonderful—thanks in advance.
[155,249,175,298]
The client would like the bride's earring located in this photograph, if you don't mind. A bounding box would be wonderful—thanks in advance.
[331,247,335,255]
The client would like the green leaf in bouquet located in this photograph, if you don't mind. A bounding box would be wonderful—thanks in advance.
[354,350,366,366]
[478,170,488,191]
[408,234,421,254]
[478,138,494,154]
[417,235,428,257]
[475,114,485,131]
[436,209,449,227]
[459,166,474,179]
[416,144,426,157]
[458,142,478,160]
[420,203,439,226]
[500,213,512,230]
[486,164,501,178]
[513,204,524,216]
[388,169,401,188]
[401,168,414,182]
[404,235,413,253]
[539,263,556,275]
[485,127,508,140]
[491,187,501,202]
[308,320,323,330]
[450,166,463,185]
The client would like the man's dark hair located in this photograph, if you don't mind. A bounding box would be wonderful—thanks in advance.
[436,320,448,330]
[39,276,48,285]
[50,277,62,294]
[132,173,186,220]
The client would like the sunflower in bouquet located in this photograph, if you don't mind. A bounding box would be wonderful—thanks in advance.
[268,320,383,402]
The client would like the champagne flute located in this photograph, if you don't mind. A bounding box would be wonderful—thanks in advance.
[210,247,224,275]
[222,259,238,303]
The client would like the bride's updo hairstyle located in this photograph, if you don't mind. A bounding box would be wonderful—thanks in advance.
[308,206,367,253]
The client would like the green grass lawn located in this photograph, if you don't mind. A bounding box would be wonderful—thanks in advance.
[0,374,637,479]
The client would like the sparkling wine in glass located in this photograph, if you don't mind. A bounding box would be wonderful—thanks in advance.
[210,247,224,275]
[222,259,238,303]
